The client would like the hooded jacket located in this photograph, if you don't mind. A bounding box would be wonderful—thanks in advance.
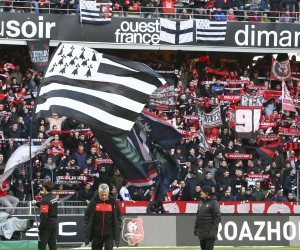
[194,195,221,240]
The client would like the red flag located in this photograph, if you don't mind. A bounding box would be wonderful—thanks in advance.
[282,80,296,112]
[270,56,291,81]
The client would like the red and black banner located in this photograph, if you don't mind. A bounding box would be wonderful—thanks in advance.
[26,39,50,72]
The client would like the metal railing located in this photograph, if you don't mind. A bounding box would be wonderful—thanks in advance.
[1,2,300,23]
[0,201,88,215]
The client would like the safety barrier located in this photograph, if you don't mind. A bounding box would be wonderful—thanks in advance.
[1,200,300,215]
[1,3,300,23]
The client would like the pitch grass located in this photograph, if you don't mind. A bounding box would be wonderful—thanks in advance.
[14,248,300,250]
[68,247,300,250]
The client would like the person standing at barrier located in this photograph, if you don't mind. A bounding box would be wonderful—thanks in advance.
[84,183,122,250]
[32,181,58,250]
[0,176,19,215]
[194,186,221,250]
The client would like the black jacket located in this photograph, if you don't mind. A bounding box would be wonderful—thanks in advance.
[35,193,58,230]
[194,196,221,240]
[84,195,121,245]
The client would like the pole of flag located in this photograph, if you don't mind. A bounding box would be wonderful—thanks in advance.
[29,97,40,241]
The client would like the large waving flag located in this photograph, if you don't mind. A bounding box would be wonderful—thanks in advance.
[0,137,53,183]
[94,124,158,187]
[139,109,182,150]
[34,43,165,138]
[94,111,181,193]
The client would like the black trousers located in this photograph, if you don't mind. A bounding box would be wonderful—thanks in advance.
[38,228,57,250]
[200,238,215,250]
[92,235,114,250]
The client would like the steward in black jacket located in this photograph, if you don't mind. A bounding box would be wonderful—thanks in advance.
[84,184,121,250]
[194,186,221,250]
[32,181,58,250]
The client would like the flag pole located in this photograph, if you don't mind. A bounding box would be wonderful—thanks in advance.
[29,82,40,241]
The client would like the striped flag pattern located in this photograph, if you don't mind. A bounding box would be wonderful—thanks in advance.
[80,0,112,25]
[160,18,194,45]
[34,43,165,138]
[195,19,227,44]
[198,125,211,154]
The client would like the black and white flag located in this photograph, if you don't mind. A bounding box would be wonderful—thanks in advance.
[80,0,112,24]
[160,18,194,45]
[195,19,227,44]
[198,106,222,127]
[198,125,211,155]
[34,43,166,138]
[241,94,263,106]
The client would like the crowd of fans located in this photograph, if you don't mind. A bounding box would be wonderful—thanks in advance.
[0,0,299,23]
[0,49,298,215]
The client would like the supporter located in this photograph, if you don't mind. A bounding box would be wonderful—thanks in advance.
[236,186,245,201]
[179,8,191,18]
[214,8,227,21]
[140,0,159,18]
[0,153,6,175]
[200,171,215,188]
[272,170,282,192]
[287,192,296,202]
[262,12,271,22]
[275,190,288,201]
[283,168,297,198]
[78,183,93,205]
[192,185,201,200]
[241,187,256,201]
[119,181,132,201]
[227,8,238,20]
[81,157,94,174]
[146,200,166,214]
[72,143,87,169]
[110,168,124,193]
[279,10,293,23]
[43,157,57,182]
[94,165,114,190]
[172,180,189,200]
[214,152,226,169]
[246,159,260,174]
[202,160,217,183]
[272,148,285,170]
[251,181,264,201]
[45,113,67,131]
[185,170,199,200]
[0,176,19,214]
[10,66,23,84]
[220,188,235,201]
[194,8,208,19]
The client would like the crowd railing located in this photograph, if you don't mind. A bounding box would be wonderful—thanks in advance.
[1,3,300,23]
[2,200,300,215]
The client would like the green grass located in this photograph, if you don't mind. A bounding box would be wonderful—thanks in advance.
[8,247,298,250]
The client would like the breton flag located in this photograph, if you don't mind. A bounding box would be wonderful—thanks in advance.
[160,18,194,45]
[195,19,227,44]
[282,79,296,112]
[80,0,112,25]
[34,43,166,138]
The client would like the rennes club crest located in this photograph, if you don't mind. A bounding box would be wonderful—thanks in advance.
[271,59,291,80]
[122,218,144,246]
[99,4,110,19]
